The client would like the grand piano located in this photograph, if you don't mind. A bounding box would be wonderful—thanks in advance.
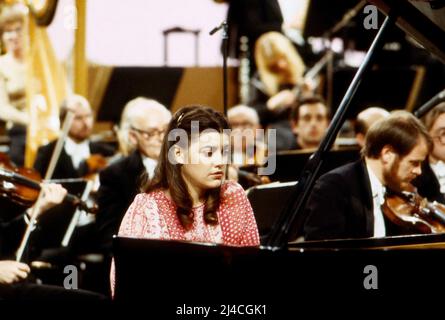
[113,0,445,312]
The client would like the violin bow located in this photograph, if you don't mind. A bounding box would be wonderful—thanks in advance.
[61,179,94,247]
[16,111,75,262]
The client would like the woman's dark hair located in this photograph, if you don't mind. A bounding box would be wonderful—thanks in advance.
[362,111,432,159]
[142,105,230,229]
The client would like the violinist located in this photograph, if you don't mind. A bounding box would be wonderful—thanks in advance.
[0,182,105,301]
[32,95,114,257]
[250,32,309,151]
[0,183,65,288]
[33,94,115,180]
[303,111,432,241]
[412,102,445,204]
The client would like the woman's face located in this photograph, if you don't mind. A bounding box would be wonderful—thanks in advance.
[180,131,230,193]
[2,20,24,54]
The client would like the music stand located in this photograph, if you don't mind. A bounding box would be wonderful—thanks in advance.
[270,147,361,183]
[247,181,298,243]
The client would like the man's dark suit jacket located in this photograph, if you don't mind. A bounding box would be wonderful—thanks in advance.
[33,140,115,179]
[412,160,445,204]
[0,214,26,259]
[95,151,146,251]
[303,160,375,241]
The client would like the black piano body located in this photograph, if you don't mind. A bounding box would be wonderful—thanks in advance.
[113,234,445,314]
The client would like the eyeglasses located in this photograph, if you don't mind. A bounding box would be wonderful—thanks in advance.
[131,126,166,139]
[433,133,445,145]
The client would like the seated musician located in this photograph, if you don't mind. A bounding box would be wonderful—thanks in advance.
[228,104,266,166]
[412,102,445,204]
[227,105,269,187]
[354,107,390,148]
[303,111,432,240]
[111,106,260,294]
[31,95,115,259]
[96,97,172,252]
[250,31,311,151]
[283,95,329,151]
[0,184,66,285]
[33,94,115,179]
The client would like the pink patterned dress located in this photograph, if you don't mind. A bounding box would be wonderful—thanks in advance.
[111,181,259,295]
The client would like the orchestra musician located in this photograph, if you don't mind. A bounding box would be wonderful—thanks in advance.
[96,97,172,253]
[227,104,267,167]
[0,184,103,301]
[303,111,432,241]
[286,94,329,151]
[412,102,445,204]
[0,4,28,167]
[354,107,390,148]
[250,31,317,151]
[110,106,260,295]
[33,94,115,180]
[31,94,114,258]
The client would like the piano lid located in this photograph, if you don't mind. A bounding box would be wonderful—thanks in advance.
[370,0,445,62]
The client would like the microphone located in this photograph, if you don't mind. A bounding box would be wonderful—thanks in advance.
[209,21,227,35]
[414,88,445,118]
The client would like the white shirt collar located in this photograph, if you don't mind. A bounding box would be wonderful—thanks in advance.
[141,156,157,179]
[366,162,386,203]
[366,161,387,238]
[64,137,90,169]
[430,160,445,193]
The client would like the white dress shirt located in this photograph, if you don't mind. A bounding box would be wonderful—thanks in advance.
[142,156,157,179]
[430,160,445,194]
[64,137,90,170]
[366,163,387,238]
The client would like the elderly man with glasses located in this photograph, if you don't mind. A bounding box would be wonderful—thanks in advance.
[413,102,445,204]
[95,98,171,275]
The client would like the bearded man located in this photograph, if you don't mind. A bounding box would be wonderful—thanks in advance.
[303,111,432,240]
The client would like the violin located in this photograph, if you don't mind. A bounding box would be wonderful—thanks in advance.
[0,155,97,213]
[382,185,445,234]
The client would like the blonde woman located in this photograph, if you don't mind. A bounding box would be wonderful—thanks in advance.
[0,4,28,166]
[251,31,310,150]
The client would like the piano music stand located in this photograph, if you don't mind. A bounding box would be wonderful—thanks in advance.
[247,181,298,243]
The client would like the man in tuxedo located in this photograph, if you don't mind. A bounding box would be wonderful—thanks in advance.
[96,98,171,252]
[33,94,115,179]
[413,102,445,204]
[303,111,432,241]
[31,95,115,259]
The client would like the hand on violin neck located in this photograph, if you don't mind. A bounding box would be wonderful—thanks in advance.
[34,183,67,216]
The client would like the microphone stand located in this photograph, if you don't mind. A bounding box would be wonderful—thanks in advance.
[210,21,229,176]
[210,21,228,116]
